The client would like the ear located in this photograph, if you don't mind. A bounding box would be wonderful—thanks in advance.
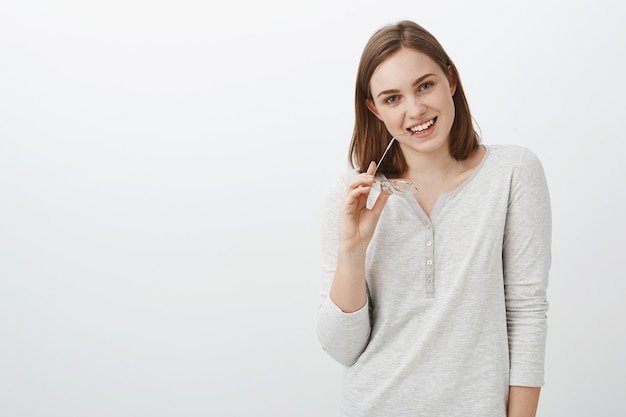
[366,99,383,121]
[447,65,457,96]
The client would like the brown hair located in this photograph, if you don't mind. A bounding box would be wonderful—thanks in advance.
[349,20,480,175]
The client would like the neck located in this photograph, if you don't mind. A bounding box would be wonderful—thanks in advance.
[400,145,460,181]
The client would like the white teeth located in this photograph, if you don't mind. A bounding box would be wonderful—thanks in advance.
[410,119,434,132]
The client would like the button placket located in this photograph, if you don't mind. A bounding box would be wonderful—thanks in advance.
[425,220,435,298]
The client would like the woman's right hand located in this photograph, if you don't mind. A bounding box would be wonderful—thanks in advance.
[338,161,391,252]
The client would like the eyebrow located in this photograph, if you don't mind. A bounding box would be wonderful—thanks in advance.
[375,73,436,99]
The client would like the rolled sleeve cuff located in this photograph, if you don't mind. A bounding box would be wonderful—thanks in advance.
[316,296,371,366]
[510,368,545,387]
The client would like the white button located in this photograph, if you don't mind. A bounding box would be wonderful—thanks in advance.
[426,240,432,246]
[427,259,433,266]
[427,224,432,229]
[427,278,433,284]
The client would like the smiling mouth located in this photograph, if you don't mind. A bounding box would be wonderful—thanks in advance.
[407,117,436,133]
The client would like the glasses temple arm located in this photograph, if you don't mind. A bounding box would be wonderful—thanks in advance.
[372,137,396,176]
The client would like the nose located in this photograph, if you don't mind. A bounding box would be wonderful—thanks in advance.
[406,96,426,118]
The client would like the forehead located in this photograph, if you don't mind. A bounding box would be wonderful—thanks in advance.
[369,48,442,92]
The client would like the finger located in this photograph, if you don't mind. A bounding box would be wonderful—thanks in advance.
[344,184,372,208]
[366,161,377,176]
[370,188,391,218]
[346,173,375,194]
[346,183,371,197]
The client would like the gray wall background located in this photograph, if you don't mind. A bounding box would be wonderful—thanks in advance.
[1,0,624,416]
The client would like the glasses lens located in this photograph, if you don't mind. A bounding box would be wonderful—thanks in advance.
[390,180,419,194]
[374,180,393,194]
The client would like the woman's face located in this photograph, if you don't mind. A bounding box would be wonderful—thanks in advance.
[366,47,456,157]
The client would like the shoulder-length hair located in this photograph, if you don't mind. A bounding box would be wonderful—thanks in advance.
[349,20,480,175]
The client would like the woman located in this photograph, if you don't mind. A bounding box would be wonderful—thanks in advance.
[317,20,551,417]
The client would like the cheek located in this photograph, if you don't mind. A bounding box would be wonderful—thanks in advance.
[442,98,456,133]
[449,98,456,119]
[378,108,403,125]
[441,95,456,119]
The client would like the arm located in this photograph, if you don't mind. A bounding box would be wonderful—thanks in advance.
[503,148,551,413]
[508,386,541,417]
[316,162,390,365]
[330,162,390,312]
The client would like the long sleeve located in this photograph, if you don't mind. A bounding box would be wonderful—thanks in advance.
[503,148,551,387]
[317,146,551,416]
[316,175,372,366]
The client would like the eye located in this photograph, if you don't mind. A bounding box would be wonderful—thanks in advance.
[419,81,434,91]
[384,95,399,104]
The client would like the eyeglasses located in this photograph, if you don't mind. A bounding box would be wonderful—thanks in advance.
[372,134,419,195]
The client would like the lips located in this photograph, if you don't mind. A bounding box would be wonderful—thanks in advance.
[407,117,437,135]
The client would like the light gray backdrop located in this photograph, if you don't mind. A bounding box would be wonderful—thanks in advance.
[1,0,624,416]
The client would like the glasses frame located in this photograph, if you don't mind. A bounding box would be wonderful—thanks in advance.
[372,134,419,195]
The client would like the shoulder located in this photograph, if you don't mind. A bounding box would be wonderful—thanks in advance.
[320,169,362,229]
[322,168,360,206]
[486,144,540,162]
[340,168,361,183]
[484,145,550,206]
[485,145,546,174]
[328,168,360,192]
